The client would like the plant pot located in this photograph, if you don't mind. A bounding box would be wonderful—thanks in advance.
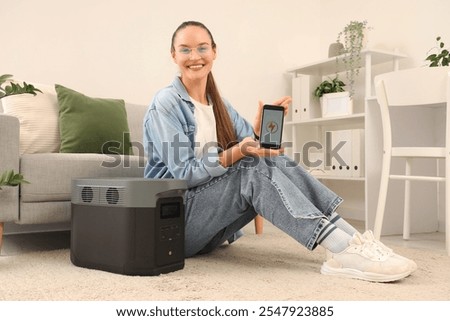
[320,92,353,118]
[328,42,344,58]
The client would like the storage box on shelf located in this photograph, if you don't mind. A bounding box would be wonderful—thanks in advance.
[284,49,406,224]
[321,92,353,118]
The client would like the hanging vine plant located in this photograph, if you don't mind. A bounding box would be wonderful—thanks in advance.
[336,20,370,97]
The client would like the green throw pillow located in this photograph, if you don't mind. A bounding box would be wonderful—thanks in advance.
[55,84,133,155]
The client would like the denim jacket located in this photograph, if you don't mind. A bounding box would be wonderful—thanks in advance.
[143,76,254,188]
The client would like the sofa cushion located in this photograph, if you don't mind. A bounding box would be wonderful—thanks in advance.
[124,102,147,146]
[20,153,145,202]
[1,83,60,154]
[55,84,133,155]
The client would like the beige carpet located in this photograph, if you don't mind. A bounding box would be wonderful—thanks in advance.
[1,223,450,301]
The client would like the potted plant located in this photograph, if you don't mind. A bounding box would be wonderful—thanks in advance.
[314,76,346,98]
[0,170,29,190]
[336,20,370,96]
[0,74,42,98]
[426,36,450,67]
[314,76,352,118]
[0,74,38,190]
[0,169,29,251]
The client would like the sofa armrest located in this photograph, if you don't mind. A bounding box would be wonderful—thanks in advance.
[0,113,20,222]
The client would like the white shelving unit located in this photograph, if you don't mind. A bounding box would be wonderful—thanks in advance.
[285,49,406,225]
[287,49,405,96]
[285,113,365,127]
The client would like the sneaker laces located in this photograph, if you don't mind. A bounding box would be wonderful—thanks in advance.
[350,232,391,261]
[362,230,394,255]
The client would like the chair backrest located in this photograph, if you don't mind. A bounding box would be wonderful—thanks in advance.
[374,67,450,150]
[375,66,450,107]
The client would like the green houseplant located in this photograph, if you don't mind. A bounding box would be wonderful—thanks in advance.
[336,20,370,96]
[313,76,346,98]
[0,74,42,98]
[0,170,29,190]
[426,36,450,67]
[0,74,39,188]
[313,76,352,118]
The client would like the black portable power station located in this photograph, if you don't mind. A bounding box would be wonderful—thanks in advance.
[70,178,187,276]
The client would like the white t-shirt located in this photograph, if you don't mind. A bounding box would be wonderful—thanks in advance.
[190,97,218,159]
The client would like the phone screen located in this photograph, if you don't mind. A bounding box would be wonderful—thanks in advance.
[260,105,284,149]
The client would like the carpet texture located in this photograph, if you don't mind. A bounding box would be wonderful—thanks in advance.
[1,223,449,301]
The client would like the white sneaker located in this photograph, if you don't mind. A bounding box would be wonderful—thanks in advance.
[361,230,417,274]
[321,232,412,282]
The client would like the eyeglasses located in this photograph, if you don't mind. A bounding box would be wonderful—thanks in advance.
[177,44,212,57]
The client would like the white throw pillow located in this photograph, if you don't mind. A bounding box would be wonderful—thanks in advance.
[1,83,60,154]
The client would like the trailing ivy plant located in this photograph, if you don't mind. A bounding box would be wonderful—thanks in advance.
[0,74,42,98]
[425,36,450,67]
[336,20,370,97]
[0,170,29,190]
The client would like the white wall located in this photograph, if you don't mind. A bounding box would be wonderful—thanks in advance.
[2,0,449,118]
[319,0,450,68]
[0,0,321,122]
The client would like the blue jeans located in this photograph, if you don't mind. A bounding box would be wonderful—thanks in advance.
[184,155,342,257]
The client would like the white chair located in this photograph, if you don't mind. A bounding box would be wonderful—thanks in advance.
[373,66,450,255]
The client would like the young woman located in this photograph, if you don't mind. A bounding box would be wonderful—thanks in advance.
[143,21,416,282]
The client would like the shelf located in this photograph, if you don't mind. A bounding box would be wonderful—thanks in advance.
[287,49,406,76]
[285,113,364,126]
[286,47,406,224]
[311,174,365,182]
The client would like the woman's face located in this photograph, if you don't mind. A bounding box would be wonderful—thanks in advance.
[172,26,217,84]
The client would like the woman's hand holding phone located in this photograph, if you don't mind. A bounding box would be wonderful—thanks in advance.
[253,96,291,137]
[239,137,284,158]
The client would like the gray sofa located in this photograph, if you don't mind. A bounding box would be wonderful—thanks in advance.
[0,92,148,251]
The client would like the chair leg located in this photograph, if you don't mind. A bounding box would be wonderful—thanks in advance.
[0,222,4,254]
[446,196,450,256]
[446,155,450,256]
[374,152,392,240]
[254,215,264,234]
[403,159,412,240]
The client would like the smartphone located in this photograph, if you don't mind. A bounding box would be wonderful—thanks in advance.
[259,104,285,149]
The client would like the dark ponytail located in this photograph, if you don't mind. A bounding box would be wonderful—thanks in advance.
[206,72,238,149]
